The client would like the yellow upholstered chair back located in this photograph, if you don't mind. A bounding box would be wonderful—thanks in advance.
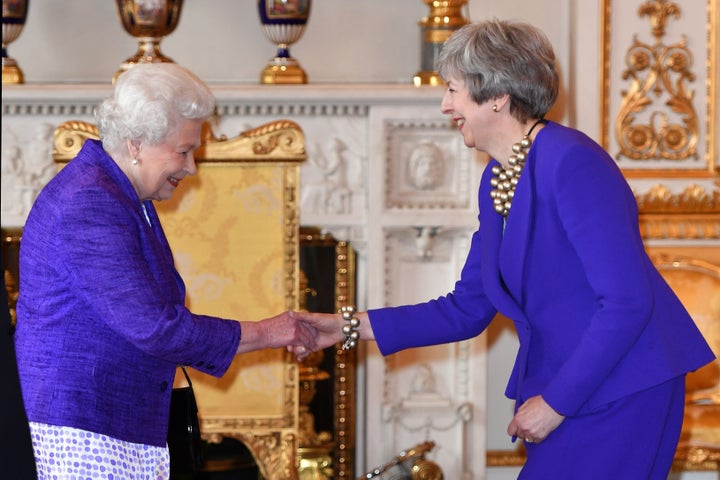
[652,254,720,471]
[53,119,306,479]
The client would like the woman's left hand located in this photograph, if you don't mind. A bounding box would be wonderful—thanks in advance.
[506,395,565,444]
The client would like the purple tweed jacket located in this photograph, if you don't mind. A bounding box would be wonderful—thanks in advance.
[369,122,715,417]
[15,139,241,447]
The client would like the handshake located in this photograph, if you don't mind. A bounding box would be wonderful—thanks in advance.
[236,307,368,360]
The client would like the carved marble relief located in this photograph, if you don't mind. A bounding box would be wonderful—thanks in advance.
[1,122,57,223]
[302,137,357,215]
[384,118,474,210]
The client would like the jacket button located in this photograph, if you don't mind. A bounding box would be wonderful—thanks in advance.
[160,381,168,392]
[207,364,216,370]
[196,361,205,367]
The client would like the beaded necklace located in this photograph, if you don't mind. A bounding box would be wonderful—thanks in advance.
[489,118,547,217]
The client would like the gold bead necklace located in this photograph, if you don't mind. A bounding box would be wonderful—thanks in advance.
[489,119,546,217]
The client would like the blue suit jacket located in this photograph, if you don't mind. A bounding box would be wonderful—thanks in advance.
[15,140,241,446]
[370,122,714,416]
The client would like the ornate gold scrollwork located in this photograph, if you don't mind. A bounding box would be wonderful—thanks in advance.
[615,0,698,161]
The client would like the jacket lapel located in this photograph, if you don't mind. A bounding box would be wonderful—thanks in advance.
[498,146,536,309]
[479,161,530,324]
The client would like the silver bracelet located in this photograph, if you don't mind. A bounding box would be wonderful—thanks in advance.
[341,305,360,350]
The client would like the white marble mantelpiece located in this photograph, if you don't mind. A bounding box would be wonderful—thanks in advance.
[2,83,454,226]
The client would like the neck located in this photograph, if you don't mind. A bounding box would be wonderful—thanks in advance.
[491,118,546,168]
[525,118,547,140]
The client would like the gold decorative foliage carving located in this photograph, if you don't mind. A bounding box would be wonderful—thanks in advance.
[636,184,720,239]
[199,119,306,161]
[636,183,720,213]
[615,0,698,162]
[673,446,720,472]
[205,432,298,480]
[601,0,717,177]
[53,121,100,162]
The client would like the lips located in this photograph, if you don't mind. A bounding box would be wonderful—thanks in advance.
[455,118,465,129]
[167,176,180,187]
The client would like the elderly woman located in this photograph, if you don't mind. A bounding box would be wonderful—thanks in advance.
[15,63,315,478]
[293,19,714,479]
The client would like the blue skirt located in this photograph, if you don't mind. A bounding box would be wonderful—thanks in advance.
[520,376,685,480]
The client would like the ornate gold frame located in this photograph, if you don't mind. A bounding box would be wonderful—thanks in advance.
[298,227,357,480]
[600,0,718,178]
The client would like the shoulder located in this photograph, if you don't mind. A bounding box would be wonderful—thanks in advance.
[536,122,605,154]
[533,122,617,173]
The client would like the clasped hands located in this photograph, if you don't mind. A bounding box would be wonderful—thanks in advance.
[250,310,346,361]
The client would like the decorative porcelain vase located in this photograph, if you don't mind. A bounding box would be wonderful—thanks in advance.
[114,0,184,81]
[2,0,29,84]
[413,0,469,86]
[257,0,311,84]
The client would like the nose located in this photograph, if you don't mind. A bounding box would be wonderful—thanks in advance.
[440,91,452,115]
[185,152,197,176]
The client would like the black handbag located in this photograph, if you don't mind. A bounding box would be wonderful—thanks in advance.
[167,366,203,475]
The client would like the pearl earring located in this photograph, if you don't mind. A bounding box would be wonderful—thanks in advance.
[132,158,138,165]
[492,104,498,112]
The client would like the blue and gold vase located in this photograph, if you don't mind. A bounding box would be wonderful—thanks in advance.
[257,0,311,84]
[2,0,29,84]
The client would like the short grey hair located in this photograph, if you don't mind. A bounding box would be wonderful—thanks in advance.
[437,19,559,123]
[96,63,215,155]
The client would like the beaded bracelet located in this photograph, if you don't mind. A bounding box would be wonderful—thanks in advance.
[341,305,360,350]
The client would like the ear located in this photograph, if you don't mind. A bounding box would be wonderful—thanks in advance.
[493,94,511,112]
[127,139,142,158]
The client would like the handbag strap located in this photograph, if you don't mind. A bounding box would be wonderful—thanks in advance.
[180,366,193,389]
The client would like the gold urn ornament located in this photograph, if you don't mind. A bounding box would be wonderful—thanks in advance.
[114,0,184,82]
[414,0,469,87]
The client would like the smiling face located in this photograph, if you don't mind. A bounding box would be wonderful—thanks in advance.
[129,119,203,201]
[440,76,497,153]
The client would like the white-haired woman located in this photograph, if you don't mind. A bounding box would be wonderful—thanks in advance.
[15,63,315,478]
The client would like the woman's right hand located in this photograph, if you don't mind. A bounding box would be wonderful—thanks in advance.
[289,310,373,360]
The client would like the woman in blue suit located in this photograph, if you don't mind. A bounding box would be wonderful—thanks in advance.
[294,20,715,479]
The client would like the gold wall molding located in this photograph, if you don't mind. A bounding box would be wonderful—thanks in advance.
[601,0,718,178]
